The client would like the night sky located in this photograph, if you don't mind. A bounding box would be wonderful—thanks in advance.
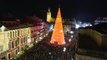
[0,0,107,20]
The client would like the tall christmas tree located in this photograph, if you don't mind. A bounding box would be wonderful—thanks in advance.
[50,8,65,45]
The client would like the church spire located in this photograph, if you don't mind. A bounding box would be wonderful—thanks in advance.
[48,8,50,12]
[47,8,51,22]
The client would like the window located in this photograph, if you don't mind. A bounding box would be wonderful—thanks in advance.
[10,32,12,38]
[8,42,11,49]
[13,31,14,38]
[24,37,27,43]
[18,30,19,36]
[15,40,17,47]
[17,47,19,52]
[21,38,23,44]
[14,31,15,37]
[25,37,27,43]
[21,30,23,36]
[0,45,3,53]
[12,41,14,48]
[8,54,11,59]
[16,50,17,55]
[17,38,19,45]
[15,31,16,37]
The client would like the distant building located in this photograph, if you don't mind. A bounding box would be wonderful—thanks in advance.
[75,23,107,60]
[47,8,52,22]
[95,17,107,25]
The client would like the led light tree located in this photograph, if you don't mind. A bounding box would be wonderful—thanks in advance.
[50,8,65,45]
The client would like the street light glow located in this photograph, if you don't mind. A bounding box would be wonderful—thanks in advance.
[75,24,80,29]
[63,47,66,52]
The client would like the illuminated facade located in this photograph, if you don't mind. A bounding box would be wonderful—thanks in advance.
[0,22,48,60]
[7,26,31,60]
[50,8,65,45]
[31,25,46,43]
[47,8,52,22]
[0,25,32,60]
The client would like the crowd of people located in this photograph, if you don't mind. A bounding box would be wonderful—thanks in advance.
[18,32,75,60]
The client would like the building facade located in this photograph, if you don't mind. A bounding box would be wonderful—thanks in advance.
[75,27,107,60]
[0,25,32,60]
[0,22,48,60]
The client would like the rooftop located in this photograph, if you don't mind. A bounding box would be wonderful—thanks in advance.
[93,23,107,34]
[82,23,107,34]
[0,23,33,31]
[77,24,107,59]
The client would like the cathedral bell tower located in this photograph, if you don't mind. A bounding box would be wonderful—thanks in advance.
[47,8,51,22]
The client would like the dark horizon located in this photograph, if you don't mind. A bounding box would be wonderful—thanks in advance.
[0,0,107,20]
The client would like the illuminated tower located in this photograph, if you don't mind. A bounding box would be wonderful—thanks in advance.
[50,8,65,45]
[47,8,51,22]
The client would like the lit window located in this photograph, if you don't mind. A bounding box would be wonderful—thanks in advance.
[69,39,72,42]
[27,38,31,43]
